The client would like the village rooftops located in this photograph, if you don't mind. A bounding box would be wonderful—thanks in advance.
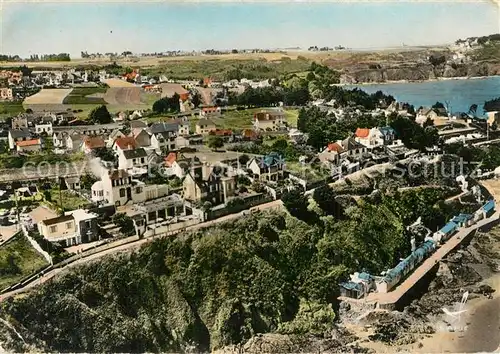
[16,138,41,147]
[9,128,31,139]
[122,148,147,160]
[114,136,138,150]
[83,136,106,149]
[354,128,370,138]
[202,106,220,113]
[326,142,344,153]
[41,214,74,226]
[150,121,179,134]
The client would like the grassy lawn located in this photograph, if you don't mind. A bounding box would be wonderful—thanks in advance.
[210,108,261,130]
[285,109,299,128]
[0,233,49,290]
[0,101,25,118]
[47,188,89,211]
[286,161,330,183]
[63,87,107,104]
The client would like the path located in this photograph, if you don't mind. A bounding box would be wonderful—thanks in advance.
[0,199,283,302]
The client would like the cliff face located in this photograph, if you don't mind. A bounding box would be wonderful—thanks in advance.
[339,62,500,84]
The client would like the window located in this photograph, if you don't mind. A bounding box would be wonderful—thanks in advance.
[50,225,57,233]
[120,189,125,197]
[141,158,145,164]
[66,222,72,229]
[85,221,91,229]
[136,187,142,194]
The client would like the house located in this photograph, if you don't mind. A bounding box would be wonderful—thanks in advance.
[253,109,285,131]
[112,136,138,154]
[8,128,32,149]
[416,107,439,125]
[487,111,500,127]
[11,116,28,130]
[0,88,13,100]
[106,129,126,147]
[66,134,86,152]
[35,123,53,136]
[63,176,81,190]
[118,148,148,171]
[163,152,196,178]
[53,131,68,148]
[129,120,148,129]
[175,134,203,148]
[91,169,169,206]
[319,142,343,165]
[151,132,177,153]
[247,152,285,181]
[354,127,394,149]
[16,138,42,153]
[150,119,189,137]
[81,136,106,154]
[196,119,216,135]
[339,137,367,158]
[378,126,397,145]
[131,128,151,148]
[209,129,233,142]
[199,106,221,118]
[37,209,99,247]
[182,166,236,205]
[241,128,261,141]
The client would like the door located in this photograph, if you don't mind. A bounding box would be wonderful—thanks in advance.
[126,187,132,200]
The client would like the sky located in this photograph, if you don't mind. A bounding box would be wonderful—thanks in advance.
[1,1,499,58]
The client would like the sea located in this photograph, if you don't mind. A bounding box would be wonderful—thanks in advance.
[345,76,500,117]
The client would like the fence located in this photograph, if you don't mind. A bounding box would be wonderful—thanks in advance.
[21,225,52,265]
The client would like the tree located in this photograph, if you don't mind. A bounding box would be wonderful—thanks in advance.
[93,147,117,164]
[208,136,224,150]
[282,189,308,219]
[81,173,98,190]
[312,186,344,219]
[238,154,250,166]
[89,105,112,124]
[112,213,135,236]
[191,93,201,108]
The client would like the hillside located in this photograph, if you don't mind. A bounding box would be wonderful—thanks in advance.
[0,183,470,353]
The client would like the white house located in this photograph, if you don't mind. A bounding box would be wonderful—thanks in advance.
[91,169,169,206]
[151,132,176,153]
[8,128,32,150]
[35,123,53,136]
[66,134,86,152]
[118,148,148,171]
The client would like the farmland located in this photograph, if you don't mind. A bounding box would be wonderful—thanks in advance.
[62,87,107,104]
[23,88,73,105]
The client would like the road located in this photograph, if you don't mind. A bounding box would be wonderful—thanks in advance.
[0,199,283,302]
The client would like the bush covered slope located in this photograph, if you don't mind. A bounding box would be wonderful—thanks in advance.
[0,187,464,353]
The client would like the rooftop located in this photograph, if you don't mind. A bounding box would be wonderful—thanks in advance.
[41,214,74,226]
[16,138,41,147]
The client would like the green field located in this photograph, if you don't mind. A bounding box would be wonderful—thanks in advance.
[0,233,49,289]
[63,87,108,104]
[0,101,25,118]
[141,58,312,81]
[285,109,299,127]
[47,188,89,211]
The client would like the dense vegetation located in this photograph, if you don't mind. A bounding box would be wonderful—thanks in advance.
[0,233,48,290]
[1,184,466,353]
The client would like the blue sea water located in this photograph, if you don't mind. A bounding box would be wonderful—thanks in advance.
[346,76,500,117]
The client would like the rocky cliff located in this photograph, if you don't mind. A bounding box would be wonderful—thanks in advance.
[339,62,500,84]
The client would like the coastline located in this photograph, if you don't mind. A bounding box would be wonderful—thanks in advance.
[336,75,500,87]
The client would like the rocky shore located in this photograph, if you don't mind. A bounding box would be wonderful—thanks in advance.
[219,225,500,353]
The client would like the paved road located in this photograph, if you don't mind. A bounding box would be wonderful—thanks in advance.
[0,199,283,302]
